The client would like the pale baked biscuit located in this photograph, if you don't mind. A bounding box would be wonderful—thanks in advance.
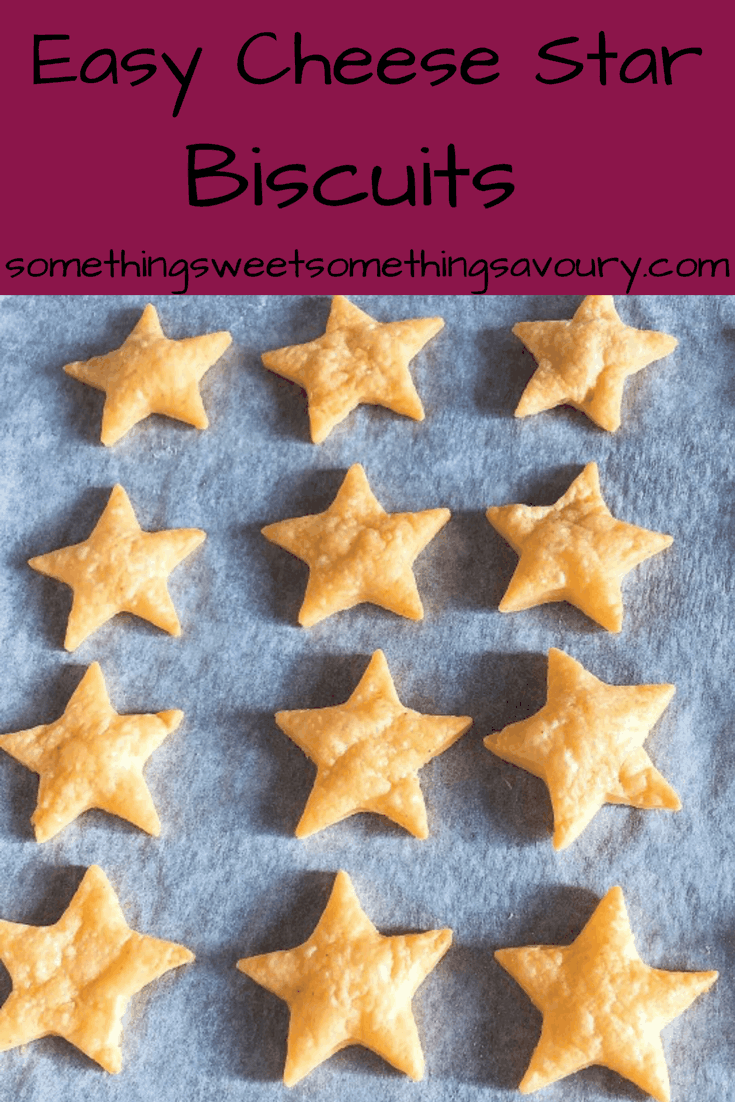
[513,295,677,430]
[0,662,182,841]
[28,484,206,650]
[262,295,444,442]
[0,865,194,1072]
[237,870,451,1086]
[484,648,679,849]
[486,463,672,632]
[65,303,232,445]
[276,650,472,838]
[262,464,450,626]
[495,887,717,1101]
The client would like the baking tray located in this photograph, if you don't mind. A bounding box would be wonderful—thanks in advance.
[0,294,731,1102]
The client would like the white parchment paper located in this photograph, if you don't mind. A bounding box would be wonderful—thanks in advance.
[0,294,731,1102]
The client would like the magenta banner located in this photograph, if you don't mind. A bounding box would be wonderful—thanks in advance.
[2,0,730,295]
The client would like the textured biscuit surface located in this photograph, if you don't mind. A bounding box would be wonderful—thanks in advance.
[513,295,677,430]
[0,865,194,1073]
[486,462,672,632]
[262,464,449,626]
[484,648,679,849]
[237,870,451,1086]
[28,484,206,650]
[495,887,717,1101]
[64,303,232,445]
[262,295,444,442]
[276,650,472,838]
[0,662,182,841]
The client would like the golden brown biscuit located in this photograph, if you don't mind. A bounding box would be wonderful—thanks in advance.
[484,648,679,849]
[0,865,194,1072]
[495,887,717,1101]
[513,295,677,430]
[276,650,472,838]
[486,463,672,632]
[28,484,206,650]
[64,303,232,445]
[237,870,451,1085]
[262,464,449,626]
[0,662,182,841]
[262,295,444,442]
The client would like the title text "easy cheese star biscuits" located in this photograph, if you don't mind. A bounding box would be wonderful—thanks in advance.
[496,887,717,1101]
[513,295,677,431]
[237,870,451,1085]
[64,303,232,445]
[486,463,672,632]
[484,648,679,849]
[262,295,444,442]
[276,650,472,838]
[28,484,206,650]
[0,662,182,842]
[0,865,193,1073]
[262,464,449,626]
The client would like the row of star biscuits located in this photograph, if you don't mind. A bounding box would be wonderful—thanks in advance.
[0,863,716,1101]
[493,300,694,1101]
[23,459,671,649]
[63,296,678,446]
[263,460,672,633]
[0,645,679,854]
[10,458,677,885]
[1,310,208,1078]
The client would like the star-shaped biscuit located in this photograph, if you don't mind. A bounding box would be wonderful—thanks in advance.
[276,650,472,838]
[0,662,182,842]
[513,295,677,431]
[262,295,444,442]
[0,865,194,1072]
[28,484,206,650]
[495,887,717,1101]
[262,464,450,626]
[237,870,451,1085]
[486,463,672,632]
[484,648,679,849]
[64,303,232,445]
